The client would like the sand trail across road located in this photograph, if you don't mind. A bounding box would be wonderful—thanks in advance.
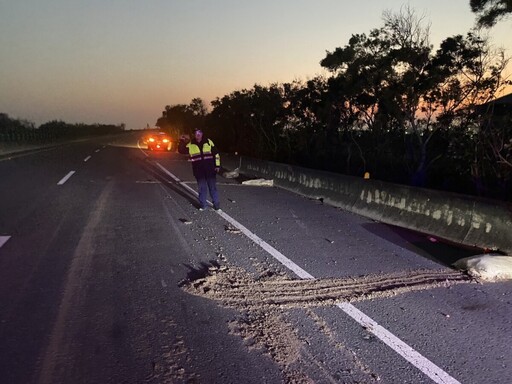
[182,266,472,310]
[181,266,472,383]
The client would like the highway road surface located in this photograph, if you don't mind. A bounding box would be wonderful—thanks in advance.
[0,133,511,383]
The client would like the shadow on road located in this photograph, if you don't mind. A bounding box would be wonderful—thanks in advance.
[361,222,485,267]
[180,261,221,286]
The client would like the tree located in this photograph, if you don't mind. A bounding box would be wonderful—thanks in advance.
[431,31,511,195]
[278,77,333,167]
[156,98,208,138]
[156,105,188,137]
[470,0,512,27]
[208,85,287,159]
[321,6,510,190]
[0,113,35,132]
[246,84,287,159]
[321,6,439,183]
[188,97,208,117]
[208,90,253,154]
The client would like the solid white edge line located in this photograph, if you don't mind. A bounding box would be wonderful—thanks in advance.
[217,210,314,279]
[337,303,460,384]
[0,236,11,248]
[57,171,76,185]
[155,162,312,278]
[137,141,149,157]
[156,162,183,184]
[154,163,461,384]
[84,155,92,162]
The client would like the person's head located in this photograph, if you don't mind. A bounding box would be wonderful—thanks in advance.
[194,129,203,142]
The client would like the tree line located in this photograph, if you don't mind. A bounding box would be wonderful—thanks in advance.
[157,7,512,201]
[0,113,125,143]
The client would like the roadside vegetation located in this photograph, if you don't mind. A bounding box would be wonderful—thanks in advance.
[2,4,510,200]
[158,6,512,201]
[0,114,125,145]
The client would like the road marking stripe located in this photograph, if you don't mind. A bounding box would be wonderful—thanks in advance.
[155,163,182,183]
[0,236,11,248]
[95,149,100,153]
[218,210,314,279]
[84,156,92,162]
[155,163,460,384]
[57,171,75,185]
[337,302,459,383]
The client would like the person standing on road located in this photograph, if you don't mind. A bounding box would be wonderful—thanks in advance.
[178,128,221,211]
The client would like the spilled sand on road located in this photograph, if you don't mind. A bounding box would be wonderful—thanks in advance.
[181,265,471,383]
[182,265,470,310]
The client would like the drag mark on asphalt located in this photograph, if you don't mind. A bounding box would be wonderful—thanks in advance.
[183,265,469,383]
[157,164,463,384]
[0,236,11,248]
[36,183,113,384]
[57,171,75,185]
[183,267,469,309]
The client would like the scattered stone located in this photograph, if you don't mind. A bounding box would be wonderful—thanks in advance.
[225,225,241,234]
[181,265,470,383]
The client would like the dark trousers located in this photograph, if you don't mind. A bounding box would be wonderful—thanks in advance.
[197,174,219,209]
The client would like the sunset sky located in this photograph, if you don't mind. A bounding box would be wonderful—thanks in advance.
[1,1,511,130]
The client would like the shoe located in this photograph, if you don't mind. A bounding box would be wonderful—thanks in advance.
[214,205,221,211]
[198,207,206,211]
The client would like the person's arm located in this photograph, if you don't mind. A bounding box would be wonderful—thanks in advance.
[178,135,190,154]
[209,140,221,170]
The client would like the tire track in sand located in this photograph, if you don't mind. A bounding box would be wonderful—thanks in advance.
[181,266,471,383]
[182,266,471,310]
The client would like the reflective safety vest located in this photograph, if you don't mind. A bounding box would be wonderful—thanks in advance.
[187,139,221,167]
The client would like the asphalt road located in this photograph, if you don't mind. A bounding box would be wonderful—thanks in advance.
[0,133,511,384]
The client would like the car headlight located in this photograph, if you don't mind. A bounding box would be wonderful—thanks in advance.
[149,137,155,142]
[163,139,169,143]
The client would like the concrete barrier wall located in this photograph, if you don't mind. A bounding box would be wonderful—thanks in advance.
[234,156,512,255]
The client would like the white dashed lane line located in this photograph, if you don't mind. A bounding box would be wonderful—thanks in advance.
[57,171,76,185]
[84,156,92,162]
[0,236,11,248]
[155,161,461,384]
